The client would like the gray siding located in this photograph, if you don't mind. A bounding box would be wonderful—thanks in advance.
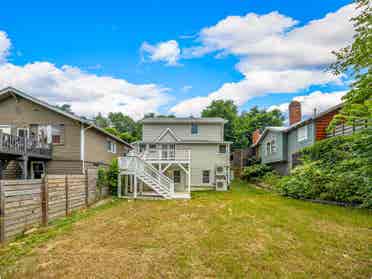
[142,123,224,142]
[260,131,286,164]
[287,123,315,169]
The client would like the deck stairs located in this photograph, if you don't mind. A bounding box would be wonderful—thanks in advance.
[119,151,174,199]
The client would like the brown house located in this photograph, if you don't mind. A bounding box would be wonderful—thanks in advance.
[0,87,132,179]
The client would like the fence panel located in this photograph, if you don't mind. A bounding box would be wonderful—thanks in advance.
[0,180,43,241]
[0,168,105,242]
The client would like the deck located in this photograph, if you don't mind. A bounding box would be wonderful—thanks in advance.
[0,131,52,159]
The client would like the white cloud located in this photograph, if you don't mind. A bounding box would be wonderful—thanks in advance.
[0,61,170,120]
[171,70,339,116]
[0,31,11,63]
[181,85,192,93]
[171,4,356,116]
[268,90,347,118]
[141,40,181,66]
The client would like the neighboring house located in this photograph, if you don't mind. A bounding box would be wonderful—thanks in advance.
[251,101,367,175]
[0,87,132,179]
[118,117,231,199]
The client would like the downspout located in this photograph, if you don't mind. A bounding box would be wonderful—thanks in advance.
[80,123,95,174]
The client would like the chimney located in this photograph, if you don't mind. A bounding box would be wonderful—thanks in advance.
[252,129,261,145]
[289,100,301,125]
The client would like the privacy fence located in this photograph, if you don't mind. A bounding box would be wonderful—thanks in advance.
[0,169,109,242]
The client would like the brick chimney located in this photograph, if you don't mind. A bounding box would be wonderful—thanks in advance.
[252,129,261,145]
[289,100,302,125]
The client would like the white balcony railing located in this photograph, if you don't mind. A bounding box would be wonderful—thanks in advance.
[140,149,191,162]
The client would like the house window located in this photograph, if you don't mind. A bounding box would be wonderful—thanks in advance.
[139,143,146,152]
[173,170,181,183]
[52,124,64,145]
[149,144,157,153]
[0,125,11,135]
[266,142,271,156]
[266,138,276,155]
[202,170,210,184]
[191,123,198,135]
[298,125,308,142]
[107,139,117,153]
[218,144,227,154]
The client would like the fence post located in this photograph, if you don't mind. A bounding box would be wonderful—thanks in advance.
[65,175,69,216]
[41,175,48,226]
[0,181,5,243]
[85,171,89,207]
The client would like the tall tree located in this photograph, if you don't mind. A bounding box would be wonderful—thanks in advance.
[330,0,371,127]
[234,107,284,148]
[94,112,110,128]
[201,100,238,143]
[56,104,73,114]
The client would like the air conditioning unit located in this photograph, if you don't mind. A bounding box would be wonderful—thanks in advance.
[215,179,227,191]
[215,165,225,176]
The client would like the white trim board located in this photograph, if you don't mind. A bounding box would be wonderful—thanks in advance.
[155,128,181,142]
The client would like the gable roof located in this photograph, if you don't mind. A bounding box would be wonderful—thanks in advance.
[155,128,181,142]
[141,117,227,124]
[251,103,343,147]
[0,87,133,148]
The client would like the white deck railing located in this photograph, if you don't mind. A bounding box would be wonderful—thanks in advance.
[0,131,52,158]
[140,149,191,162]
[119,151,174,197]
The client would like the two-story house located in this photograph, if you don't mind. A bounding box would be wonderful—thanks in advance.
[118,117,231,199]
[0,87,132,179]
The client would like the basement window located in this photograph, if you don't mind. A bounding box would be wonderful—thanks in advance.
[202,170,210,184]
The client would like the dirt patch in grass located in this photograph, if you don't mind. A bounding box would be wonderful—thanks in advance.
[1,181,371,278]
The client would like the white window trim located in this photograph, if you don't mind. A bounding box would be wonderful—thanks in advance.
[173,170,181,183]
[107,139,117,154]
[298,126,308,142]
[202,170,211,184]
[217,144,227,154]
[191,123,199,136]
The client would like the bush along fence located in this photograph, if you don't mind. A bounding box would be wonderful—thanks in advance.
[0,169,109,242]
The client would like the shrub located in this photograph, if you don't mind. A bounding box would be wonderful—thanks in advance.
[242,164,273,182]
[106,159,119,196]
[97,166,107,193]
[276,129,372,208]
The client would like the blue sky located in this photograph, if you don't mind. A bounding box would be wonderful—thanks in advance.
[0,0,355,120]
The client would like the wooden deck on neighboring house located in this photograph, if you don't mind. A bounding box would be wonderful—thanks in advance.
[0,131,52,179]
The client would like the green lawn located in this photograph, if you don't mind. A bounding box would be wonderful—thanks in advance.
[1,180,371,278]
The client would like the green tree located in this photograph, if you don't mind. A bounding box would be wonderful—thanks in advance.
[235,107,284,148]
[201,100,238,143]
[56,104,73,114]
[94,113,110,128]
[329,0,372,127]
[108,112,141,138]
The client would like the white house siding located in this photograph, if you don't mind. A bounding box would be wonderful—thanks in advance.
[142,123,223,142]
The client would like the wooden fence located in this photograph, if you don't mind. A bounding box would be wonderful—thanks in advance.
[0,169,108,242]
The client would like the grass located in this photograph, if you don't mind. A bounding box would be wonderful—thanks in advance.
[0,180,371,278]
